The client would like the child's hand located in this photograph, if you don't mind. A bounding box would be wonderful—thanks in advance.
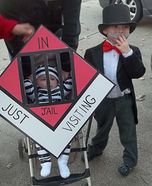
[115,35,131,54]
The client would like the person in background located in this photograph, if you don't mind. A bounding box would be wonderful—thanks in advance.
[0,0,82,55]
[84,4,146,176]
[59,0,82,50]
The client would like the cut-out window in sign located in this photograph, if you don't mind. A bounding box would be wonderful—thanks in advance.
[0,26,114,158]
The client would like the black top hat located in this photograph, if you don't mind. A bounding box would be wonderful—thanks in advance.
[98,4,137,36]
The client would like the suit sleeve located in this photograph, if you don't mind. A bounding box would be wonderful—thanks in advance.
[0,15,17,39]
[122,46,146,79]
[84,49,95,67]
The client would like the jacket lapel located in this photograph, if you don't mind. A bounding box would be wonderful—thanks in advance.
[117,55,123,73]
[93,43,104,73]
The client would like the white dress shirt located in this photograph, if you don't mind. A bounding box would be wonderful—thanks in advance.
[103,43,133,98]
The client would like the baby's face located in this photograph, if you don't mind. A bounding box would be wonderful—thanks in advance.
[36,74,58,90]
[103,25,130,44]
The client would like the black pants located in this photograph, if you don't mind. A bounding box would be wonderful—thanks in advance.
[92,94,138,167]
[62,0,82,50]
[46,0,82,50]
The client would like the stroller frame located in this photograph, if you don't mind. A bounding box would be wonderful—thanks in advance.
[18,117,93,186]
[15,33,93,185]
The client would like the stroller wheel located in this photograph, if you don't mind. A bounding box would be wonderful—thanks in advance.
[18,139,24,159]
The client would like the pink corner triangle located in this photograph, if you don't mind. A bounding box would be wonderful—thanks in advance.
[30,103,71,128]
[21,25,68,54]
[0,58,22,101]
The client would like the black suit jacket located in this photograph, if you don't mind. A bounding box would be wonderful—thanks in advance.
[84,42,146,124]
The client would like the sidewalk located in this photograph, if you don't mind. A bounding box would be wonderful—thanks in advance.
[0,0,152,185]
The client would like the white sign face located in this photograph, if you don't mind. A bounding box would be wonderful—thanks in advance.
[0,74,113,157]
[0,26,114,157]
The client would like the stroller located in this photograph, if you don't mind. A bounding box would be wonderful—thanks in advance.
[18,119,93,186]
[16,45,93,186]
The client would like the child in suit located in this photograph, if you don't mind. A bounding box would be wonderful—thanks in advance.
[84,4,146,176]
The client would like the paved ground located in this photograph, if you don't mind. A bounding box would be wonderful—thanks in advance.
[0,0,152,185]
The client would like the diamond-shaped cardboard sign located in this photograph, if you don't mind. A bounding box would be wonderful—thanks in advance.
[0,26,114,157]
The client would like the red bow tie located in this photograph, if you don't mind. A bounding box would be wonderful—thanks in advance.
[103,41,121,54]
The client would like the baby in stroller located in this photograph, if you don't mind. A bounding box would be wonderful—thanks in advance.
[24,60,72,178]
